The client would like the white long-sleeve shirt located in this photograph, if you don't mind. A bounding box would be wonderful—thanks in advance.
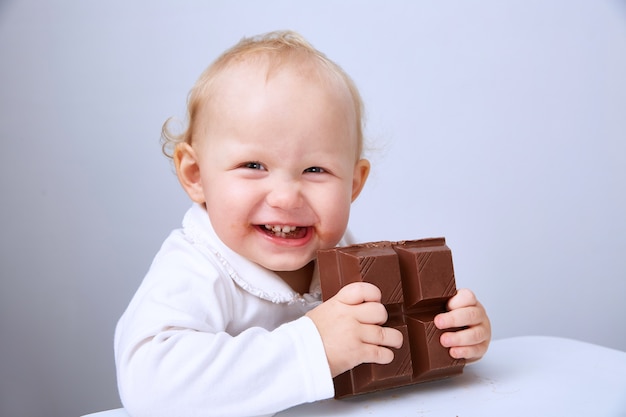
[115,204,348,417]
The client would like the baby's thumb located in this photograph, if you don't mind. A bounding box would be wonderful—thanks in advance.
[335,282,382,305]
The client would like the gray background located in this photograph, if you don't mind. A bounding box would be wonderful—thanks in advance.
[1,1,625,416]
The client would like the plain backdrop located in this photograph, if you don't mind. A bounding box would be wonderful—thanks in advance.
[1,1,625,416]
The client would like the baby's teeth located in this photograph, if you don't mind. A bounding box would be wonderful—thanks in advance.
[265,225,295,233]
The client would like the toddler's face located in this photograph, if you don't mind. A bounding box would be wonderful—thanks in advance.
[178,61,369,273]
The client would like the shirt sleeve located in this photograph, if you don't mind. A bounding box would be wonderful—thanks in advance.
[114,236,334,417]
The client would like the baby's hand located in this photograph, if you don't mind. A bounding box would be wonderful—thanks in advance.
[434,288,491,362]
[306,282,404,377]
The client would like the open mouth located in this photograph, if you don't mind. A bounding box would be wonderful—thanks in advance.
[261,224,308,239]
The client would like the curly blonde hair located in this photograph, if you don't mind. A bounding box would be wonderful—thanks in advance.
[160,30,366,160]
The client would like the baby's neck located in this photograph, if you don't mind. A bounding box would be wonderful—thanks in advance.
[275,261,315,295]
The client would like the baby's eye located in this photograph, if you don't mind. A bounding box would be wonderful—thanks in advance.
[242,161,265,170]
[304,166,326,174]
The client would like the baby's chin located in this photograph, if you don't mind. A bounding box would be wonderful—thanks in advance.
[263,257,315,273]
[252,234,344,273]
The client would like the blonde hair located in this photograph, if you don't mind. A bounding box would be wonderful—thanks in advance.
[160,30,366,159]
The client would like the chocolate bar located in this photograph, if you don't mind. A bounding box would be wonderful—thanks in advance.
[318,238,465,398]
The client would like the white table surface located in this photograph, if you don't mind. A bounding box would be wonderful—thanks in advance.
[83,335,626,417]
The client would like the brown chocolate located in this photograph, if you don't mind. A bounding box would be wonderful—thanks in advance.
[318,237,465,398]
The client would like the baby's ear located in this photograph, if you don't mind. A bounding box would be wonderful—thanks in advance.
[174,143,206,204]
[351,158,370,202]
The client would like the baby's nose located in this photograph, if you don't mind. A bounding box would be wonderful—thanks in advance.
[266,179,303,210]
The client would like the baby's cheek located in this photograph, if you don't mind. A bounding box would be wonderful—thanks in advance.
[319,217,350,246]
[312,189,351,244]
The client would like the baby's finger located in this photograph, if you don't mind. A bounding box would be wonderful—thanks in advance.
[360,324,404,350]
[351,302,388,326]
[435,303,483,330]
[443,325,490,360]
[359,344,396,365]
[446,288,478,310]
[351,301,388,325]
[440,324,489,349]
[335,282,382,306]
[448,341,490,362]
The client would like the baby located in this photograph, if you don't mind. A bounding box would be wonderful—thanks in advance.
[115,30,491,417]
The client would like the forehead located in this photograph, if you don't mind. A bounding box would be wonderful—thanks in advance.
[193,57,358,155]
[210,56,356,126]
[214,54,351,102]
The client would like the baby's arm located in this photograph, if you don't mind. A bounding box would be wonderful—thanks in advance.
[115,247,335,416]
[116,316,330,416]
[434,288,491,362]
[305,282,404,377]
